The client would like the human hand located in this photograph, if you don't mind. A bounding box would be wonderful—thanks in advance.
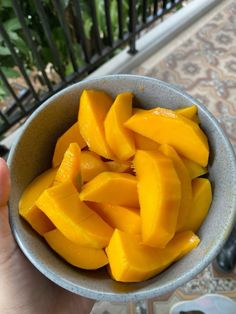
[0,158,95,314]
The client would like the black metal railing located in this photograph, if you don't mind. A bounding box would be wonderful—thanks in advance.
[0,0,184,136]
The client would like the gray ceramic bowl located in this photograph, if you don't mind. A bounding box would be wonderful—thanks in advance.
[8,75,236,302]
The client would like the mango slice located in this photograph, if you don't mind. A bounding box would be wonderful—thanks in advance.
[44,229,108,270]
[125,107,209,166]
[175,105,199,123]
[181,157,208,179]
[52,122,86,167]
[104,92,135,160]
[132,107,144,114]
[105,160,131,173]
[159,144,192,231]
[106,229,200,282]
[53,143,81,190]
[36,181,113,248]
[81,151,108,182]
[19,168,56,235]
[89,203,141,235]
[134,106,199,122]
[78,90,114,159]
[134,150,181,248]
[80,172,139,208]
[134,133,160,150]
[182,178,212,232]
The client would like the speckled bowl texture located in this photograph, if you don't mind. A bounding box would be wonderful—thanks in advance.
[8,75,236,302]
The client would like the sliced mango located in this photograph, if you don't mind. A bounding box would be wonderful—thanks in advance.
[89,203,141,235]
[19,168,56,235]
[78,90,114,159]
[134,133,160,150]
[105,160,131,173]
[52,122,86,167]
[106,229,200,282]
[181,157,208,179]
[134,150,181,248]
[125,107,209,166]
[36,181,113,248]
[175,105,199,123]
[44,229,108,270]
[81,151,108,182]
[80,172,139,208]
[133,106,199,122]
[53,143,81,190]
[159,144,192,231]
[104,92,135,160]
[182,178,212,232]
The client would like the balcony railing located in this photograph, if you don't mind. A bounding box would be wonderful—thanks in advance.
[0,0,183,136]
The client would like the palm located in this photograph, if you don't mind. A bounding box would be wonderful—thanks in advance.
[0,159,94,314]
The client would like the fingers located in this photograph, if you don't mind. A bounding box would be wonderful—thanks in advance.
[0,158,10,208]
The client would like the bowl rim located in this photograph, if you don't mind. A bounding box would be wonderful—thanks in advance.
[8,74,236,302]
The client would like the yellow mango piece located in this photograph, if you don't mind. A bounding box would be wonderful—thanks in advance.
[182,178,212,232]
[21,207,54,236]
[80,172,139,208]
[52,122,86,167]
[134,106,199,122]
[159,144,192,231]
[181,157,208,179]
[104,92,135,160]
[134,133,160,150]
[19,168,56,235]
[53,143,81,190]
[106,229,200,282]
[81,151,108,182]
[89,203,141,235]
[125,107,209,167]
[175,105,199,123]
[105,160,131,173]
[134,150,181,248]
[36,181,113,248]
[78,90,114,159]
[44,229,108,270]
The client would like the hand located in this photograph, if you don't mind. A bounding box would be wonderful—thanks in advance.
[0,158,95,314]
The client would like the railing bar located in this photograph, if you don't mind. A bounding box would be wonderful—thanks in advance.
[142,0,147,23]
[163,0,168,10]
[104,0,113,46]
[12,0,53,92]
[153,0,158,16]
[33,0,65,81]
[0,68,27,114]
[89,0,103,54]
[0,24,38,100]
[52,0,78,71]
[0,111,10,126]
[117,0,124,40]
[72,1,90,63]
[128,0,137,54]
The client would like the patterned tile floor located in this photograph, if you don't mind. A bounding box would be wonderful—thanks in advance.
[128,0,236,312]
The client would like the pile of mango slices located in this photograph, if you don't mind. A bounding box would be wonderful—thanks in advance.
[19,90,212,282]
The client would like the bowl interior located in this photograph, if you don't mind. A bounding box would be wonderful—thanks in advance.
[8,75,236,302]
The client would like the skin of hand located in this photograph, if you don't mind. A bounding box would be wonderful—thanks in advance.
[0,158,95,314]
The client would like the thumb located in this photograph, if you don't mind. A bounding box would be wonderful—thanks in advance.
[0,157,11,238]
[0,158,10,207]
